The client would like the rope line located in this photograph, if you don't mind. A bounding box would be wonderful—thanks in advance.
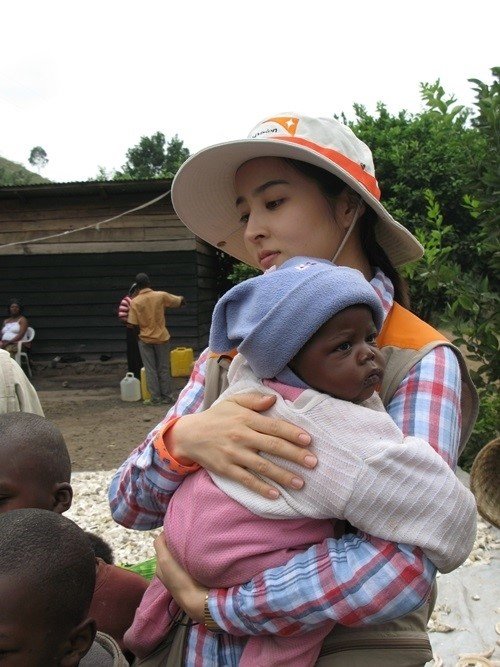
[0,189,171,250]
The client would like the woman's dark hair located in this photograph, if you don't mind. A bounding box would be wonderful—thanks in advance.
[284,159,409,307]
[7,298,24,315]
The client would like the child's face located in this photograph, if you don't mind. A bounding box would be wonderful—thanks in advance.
[0,575,66,665]
[0,461,55,515]
[289,305,385,403]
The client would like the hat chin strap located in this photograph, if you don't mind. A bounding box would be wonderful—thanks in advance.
[331,200,361,264]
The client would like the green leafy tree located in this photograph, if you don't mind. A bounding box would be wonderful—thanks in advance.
[114,132,190,180]
[467,67,500,278]
[28,146,48,172]
[164,134,190,178]
[91,166,114,182]
[402,72,499,469]
[345,84,486,277]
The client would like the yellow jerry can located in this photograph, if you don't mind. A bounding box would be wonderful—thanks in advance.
[170,347,194,377]
[140,367,151,400]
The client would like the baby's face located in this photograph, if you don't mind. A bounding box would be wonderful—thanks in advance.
[289,305,385,403]
[0,575,65,666]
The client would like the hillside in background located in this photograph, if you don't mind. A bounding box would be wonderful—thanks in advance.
[0,156,51,186]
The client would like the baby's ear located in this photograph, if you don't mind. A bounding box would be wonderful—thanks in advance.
[60,618,96,667]
[53,482,73,514]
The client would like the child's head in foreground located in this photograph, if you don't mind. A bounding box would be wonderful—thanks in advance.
[210,257,386,403]
[0,412,72,515]
[0,508,96,666]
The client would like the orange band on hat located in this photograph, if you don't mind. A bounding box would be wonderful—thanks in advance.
[271,135,381,200]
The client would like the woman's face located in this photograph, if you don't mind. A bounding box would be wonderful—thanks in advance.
[8,303,20,317]
[235,158,345,271]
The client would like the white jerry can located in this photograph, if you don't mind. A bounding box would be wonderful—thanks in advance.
[120,372,141,402]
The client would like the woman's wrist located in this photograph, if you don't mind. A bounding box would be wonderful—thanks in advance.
[168,412,204,465]
[154,418,200,474]
[203,592,222,632]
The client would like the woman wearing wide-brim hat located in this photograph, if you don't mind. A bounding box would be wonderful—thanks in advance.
[111,113,478,666]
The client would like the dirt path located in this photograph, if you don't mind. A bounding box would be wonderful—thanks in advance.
[35,371,179,471]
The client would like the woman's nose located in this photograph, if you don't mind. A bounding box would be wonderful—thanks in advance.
[243,213,268,244]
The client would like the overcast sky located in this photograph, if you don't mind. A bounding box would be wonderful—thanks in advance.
[1,0,498,183]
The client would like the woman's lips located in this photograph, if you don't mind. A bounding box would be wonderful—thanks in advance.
[259,251,280,270]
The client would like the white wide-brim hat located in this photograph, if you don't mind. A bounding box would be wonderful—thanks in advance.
[172,114,423,268]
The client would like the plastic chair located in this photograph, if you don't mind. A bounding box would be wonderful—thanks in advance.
[15,327,35,378]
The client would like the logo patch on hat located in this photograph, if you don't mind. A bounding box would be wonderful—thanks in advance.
[251,116,299,139]
[268,116,299,135]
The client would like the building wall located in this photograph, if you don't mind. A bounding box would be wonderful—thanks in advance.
[0,249,217,358]
[0,182,219,358]
[0,183,193,255]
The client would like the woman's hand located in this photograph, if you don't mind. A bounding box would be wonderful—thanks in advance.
[154,533,207,623]
[170,393,317,499]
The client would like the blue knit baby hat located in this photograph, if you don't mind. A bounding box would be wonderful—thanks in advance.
[209,257,384,379]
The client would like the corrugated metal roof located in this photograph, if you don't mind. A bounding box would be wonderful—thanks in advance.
[0,178,173,200]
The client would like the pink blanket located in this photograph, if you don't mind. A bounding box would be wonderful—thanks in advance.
[125,468,334,665]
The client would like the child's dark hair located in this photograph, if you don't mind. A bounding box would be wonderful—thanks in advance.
[284,159,410,307]
[0,508,96,629]
[0,413,71,483]
[86,531,115,564]
[134,273,151,289]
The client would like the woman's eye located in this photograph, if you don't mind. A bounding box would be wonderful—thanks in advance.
[266,198,284,210]
[239,213,249,225]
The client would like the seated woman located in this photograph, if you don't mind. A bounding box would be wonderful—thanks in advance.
[0,299,29,356]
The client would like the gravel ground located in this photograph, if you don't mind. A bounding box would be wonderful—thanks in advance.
[66,470,161,566]
[67,469,500,667]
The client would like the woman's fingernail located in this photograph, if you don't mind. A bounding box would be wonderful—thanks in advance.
[291,477,304,489]
[304,455,317,468]
[268,489,280,499]
[298,433,311,445]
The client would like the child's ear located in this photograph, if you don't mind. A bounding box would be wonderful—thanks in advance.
[53,482,73,514]
[60,618,96,667]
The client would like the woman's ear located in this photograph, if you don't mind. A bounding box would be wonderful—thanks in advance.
[333,189,366,230]
[60,619,96,667]
[53,482,73,514]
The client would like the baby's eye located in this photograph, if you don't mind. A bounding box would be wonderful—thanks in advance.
[335,342,351,352]
[366,332,378,345]
[266,198,284,210]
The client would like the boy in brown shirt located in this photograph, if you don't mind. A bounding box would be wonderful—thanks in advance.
[127,272,185,405]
